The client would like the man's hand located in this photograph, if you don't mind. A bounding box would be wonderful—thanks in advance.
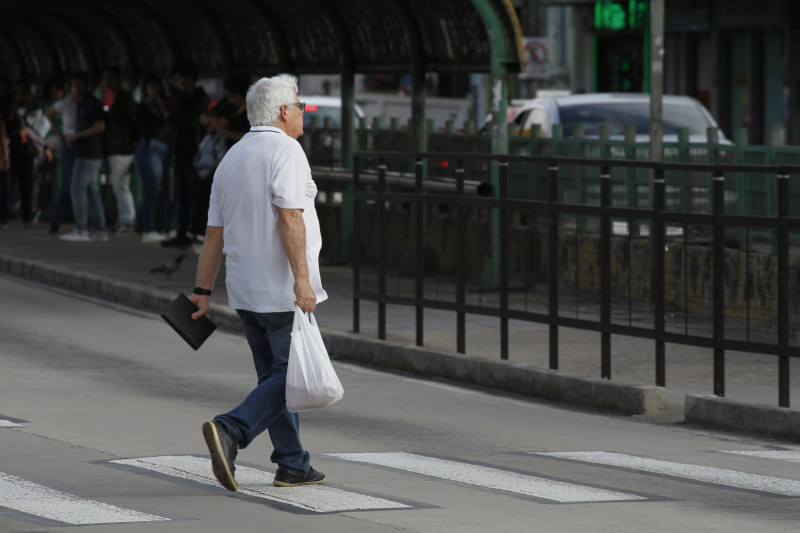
[191,226,224,320]
[190,294,210,320]
[294,279,316,313]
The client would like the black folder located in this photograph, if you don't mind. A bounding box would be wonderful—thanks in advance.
[161,293,217,351]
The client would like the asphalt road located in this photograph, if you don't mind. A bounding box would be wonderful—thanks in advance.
[1,275,800,532]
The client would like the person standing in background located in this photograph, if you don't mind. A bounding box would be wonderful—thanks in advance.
[134,74,171,244]
[160,61,208,249]
[37,77,65,227]
[45,77,79,235]
[103,66,138,234]
[28,77,64,222]
[3,79,38,229]
[57,71,107,242]
[216,70,251,150]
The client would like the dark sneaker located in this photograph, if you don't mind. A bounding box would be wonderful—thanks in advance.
[202,421,239,491]
[273,466,326,487]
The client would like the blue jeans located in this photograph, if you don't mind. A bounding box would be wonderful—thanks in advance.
[70,157,106,232]
[215,310,310,473]
[108,154,136,226]
[134,139,170,233]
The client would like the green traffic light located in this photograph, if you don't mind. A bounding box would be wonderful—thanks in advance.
[594,0,647,31]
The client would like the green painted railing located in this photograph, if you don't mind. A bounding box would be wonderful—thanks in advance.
[303,119,800,217]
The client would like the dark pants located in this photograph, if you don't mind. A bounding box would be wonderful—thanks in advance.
[12,156,34,224]
[49,141,75,229]
[215,310,310,472]
[174,155,211,238]
[0,156,34,225]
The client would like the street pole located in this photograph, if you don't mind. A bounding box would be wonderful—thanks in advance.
[522,0,541,98]
[649,0,664,165]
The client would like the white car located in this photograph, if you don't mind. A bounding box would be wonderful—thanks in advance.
[300,95,366,129]
[509,93,730,143]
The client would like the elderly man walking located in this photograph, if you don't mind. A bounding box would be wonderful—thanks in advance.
[190,74,327,491]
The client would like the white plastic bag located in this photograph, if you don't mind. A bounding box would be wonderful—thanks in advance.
[285,307,344,412]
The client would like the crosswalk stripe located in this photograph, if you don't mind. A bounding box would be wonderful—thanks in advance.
[112,455,411,513]
[0,420,22,428]
[722,450,800,463]
[0,471,167,525]
[533,451,800,496]
[327,452,646,503]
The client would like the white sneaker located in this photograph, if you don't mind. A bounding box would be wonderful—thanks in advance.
[164,229,178,240]
[60,230,90,242]
[110,223,132,234]
[142,231,168,243]
[92,231,109,242]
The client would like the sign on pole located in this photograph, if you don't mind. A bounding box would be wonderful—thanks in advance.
[520,37,551,80]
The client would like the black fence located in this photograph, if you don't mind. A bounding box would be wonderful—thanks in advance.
[350,151,800,407]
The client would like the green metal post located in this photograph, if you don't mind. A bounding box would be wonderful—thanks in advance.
[468,0,524,287]
[337,63,356,262]
[310,0,355,263]
[387,0,427,154]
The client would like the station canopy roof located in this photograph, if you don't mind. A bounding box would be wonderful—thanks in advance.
[0,0,524,83]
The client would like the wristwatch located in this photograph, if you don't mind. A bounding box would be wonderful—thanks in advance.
[192,287,212,296]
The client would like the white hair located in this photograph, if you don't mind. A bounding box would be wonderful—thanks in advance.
[246,74,298,127]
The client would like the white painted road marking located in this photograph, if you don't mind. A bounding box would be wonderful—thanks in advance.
[0,471,167,525]
[327,452,646,503]
[0,420,22,428]
[722,450,800,463]
[112,455,411,513]
[534,451,800,496]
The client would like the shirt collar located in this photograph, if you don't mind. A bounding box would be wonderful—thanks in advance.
[250,125,285,135]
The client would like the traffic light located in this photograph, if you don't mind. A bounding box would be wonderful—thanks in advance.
[594,0,647,31]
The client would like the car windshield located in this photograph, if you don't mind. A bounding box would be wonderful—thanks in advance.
[558,100,713,137]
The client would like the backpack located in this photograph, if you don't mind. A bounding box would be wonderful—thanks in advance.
[193,133,227,180]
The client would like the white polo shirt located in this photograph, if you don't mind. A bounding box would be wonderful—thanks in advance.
[207,125,328,312]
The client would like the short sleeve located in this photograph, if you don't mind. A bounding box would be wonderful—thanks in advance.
[207,178,223,227]
[271,142,311,210]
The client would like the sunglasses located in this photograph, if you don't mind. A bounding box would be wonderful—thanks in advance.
[287,102,306,113]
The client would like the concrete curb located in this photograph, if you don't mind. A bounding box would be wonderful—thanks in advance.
[0,255,245,330]
[1,253,662,416]
[685,394,800,442]
[323,331,665,415]
[8,251,800,438]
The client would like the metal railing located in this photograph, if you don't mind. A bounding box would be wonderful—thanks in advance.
[304,120,800,216]
[350,150,800,407]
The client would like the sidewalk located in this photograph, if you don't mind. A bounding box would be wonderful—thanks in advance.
[2,223,799,439]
